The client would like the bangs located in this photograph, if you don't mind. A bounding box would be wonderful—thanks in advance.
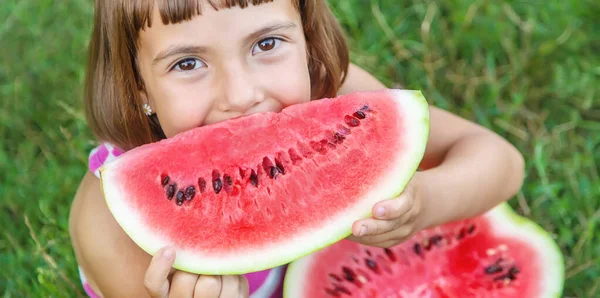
[128,0,276,32]
[86,0,347,150]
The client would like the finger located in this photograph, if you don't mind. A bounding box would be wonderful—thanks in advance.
[367,239,405,248]
[352,217,399,237]
[144,247,176,298]
[370,228,418,248]
[349,225,414,246]
[193,275,222,298]
[219,275,245,298]
[238,276,249,297]
[168,271,199,298]
[372,193,414,220]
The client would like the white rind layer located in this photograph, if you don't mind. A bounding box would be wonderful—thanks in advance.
[486,204,565,297]
[283,203,565,298]
[101,89,430,275]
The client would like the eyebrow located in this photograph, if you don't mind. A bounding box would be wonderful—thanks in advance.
[152,21,297,66]
[243,21,297,45]
[152,45,209,66]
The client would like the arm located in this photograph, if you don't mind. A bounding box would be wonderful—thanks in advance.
[69,172,153,297]
[339,63,525,229]
[69,173,247,298]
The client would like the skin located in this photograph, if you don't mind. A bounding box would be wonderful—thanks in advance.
[137,2,311,136]
[69,1,525,297]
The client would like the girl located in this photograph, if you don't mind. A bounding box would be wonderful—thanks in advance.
[69,0,525,297]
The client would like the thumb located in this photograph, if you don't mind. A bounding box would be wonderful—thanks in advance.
[144,247,176,298]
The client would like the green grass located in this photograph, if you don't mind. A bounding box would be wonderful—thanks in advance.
[1,0,598,296]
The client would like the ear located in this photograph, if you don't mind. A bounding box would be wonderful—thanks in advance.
[139,89,155,116]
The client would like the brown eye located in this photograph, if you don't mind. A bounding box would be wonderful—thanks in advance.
[258,38,275,51]
[252,37,281,55]
[173,58,204,71]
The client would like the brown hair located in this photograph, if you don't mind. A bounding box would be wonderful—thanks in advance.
[84,0,349,151]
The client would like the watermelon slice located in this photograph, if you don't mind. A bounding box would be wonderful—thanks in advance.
[100,89,430,275]
[283,203,564,298]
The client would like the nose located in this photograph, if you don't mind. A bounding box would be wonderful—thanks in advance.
[217,63,265,113]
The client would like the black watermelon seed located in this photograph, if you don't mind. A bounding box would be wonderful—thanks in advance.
[413,243,423,256]
[185,186,195,201]
[365,258,377,271]
[275,160,285,175]
[467,224,476,234]
[484,264,503,274]
[269,166,278,179]
[213,179,222,194]
[161,175,170,186]
[383,248,396,262]
[212,171,222,194]
[430,235,443,246]
[175,191,185,206]
[457,228,466,240]
[344,115,360,127]
[353,110,366,119]
[166,184,176,200]
[249,170,259,187]
[361,105,369,111]
[342,266,356,282]
[509,266,520,276]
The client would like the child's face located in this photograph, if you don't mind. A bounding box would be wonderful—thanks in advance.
[136,0,311,138]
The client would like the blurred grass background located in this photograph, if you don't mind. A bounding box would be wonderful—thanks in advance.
[1,0,598,297]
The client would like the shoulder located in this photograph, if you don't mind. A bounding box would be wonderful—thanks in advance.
[69,171,152,297]
[337,63,388,95]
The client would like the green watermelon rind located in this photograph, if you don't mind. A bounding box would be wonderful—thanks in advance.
[282,202,565,297]
[100,89,430,275]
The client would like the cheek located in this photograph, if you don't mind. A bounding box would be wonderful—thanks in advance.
[262,49,312,106]
[151,79,213,138]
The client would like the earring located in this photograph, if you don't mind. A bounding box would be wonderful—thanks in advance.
[143,103,153,116]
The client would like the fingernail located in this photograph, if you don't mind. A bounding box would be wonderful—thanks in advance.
[376,207,385,218]
[359,226,367,236]
[162,248,174,260]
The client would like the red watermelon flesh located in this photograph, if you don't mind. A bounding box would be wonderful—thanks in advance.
[100,89,429,275]
[284,204,564,298]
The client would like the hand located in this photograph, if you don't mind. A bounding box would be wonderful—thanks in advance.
[347,177,425,248]
[144,247,249,298]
